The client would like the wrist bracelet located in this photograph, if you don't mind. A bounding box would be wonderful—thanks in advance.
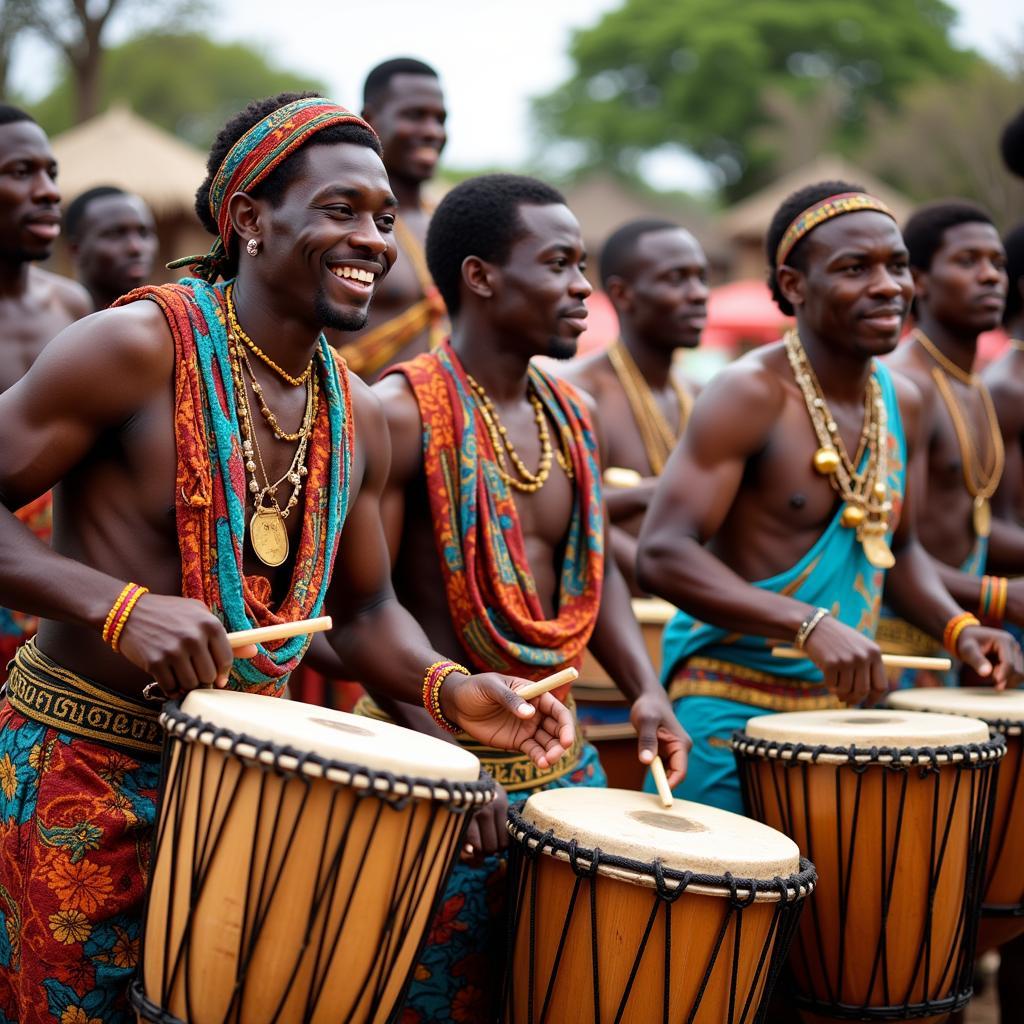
[101,583,150,652]
[979,575,1007,622]
[422,659,469,734]
[795,607,830,650]
[943,612,980,656]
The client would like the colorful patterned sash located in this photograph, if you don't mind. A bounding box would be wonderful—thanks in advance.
[114,279,354,693]
[389,343,604,683]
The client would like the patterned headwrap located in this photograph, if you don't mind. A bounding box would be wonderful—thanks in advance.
[776,192,896,267]
[170,96,377,282]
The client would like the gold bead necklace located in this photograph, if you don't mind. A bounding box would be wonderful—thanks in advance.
[226,283,313,387]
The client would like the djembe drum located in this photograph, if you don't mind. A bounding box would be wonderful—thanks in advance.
[733,708,1003,1023]
[131,690,493,1024]
[575,597,675,789]
[887,687,1024,953]
[504,787,816,1023]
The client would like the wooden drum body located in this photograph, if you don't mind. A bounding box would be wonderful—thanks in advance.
[131,691,492,1024]
[504,788,815,1024]
[887,687,1024,953]
[734,709,1003,1024]
[576,597,674,790]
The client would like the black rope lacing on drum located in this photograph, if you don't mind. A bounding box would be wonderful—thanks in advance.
[732,731,1003,1020]
[503,806,816,1023]
[130,701,493,1024]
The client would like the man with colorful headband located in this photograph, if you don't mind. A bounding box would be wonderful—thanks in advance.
[879,202,1024,687]
[334,58,447,382]
[557,218,706,593]
[637,180,1021,815]
[0,94,575,1024]
[0,105,91,681]
[369,173,690,1021]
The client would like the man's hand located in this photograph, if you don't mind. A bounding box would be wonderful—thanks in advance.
[438,672,575,768]
[957,625,1024,690]
[461,783,510,865]
[802,615,887,706]
[118,594,258,697]
[629,691,690,788]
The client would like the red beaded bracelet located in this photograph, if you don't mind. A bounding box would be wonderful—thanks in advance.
[421,659,469,733]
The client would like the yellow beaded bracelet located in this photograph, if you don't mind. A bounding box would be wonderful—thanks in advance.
[422,659,469,733]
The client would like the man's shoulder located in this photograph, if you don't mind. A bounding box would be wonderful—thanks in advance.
[30,266,92,321]
[553,348,612,396]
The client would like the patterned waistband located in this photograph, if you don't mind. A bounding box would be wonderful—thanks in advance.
[668,656,839,712]
[4,640,162,756]
[353,693,584,792]
[875,615,942,657]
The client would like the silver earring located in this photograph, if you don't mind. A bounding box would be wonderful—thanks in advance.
[246,238,260,257]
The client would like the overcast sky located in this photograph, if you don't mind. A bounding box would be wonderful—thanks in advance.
[11,0,1021,188]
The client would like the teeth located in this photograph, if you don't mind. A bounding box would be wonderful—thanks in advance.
[333,266,376,283]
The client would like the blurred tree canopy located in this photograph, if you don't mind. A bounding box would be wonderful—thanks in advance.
[29,32,327,148]
[536,0,979,199]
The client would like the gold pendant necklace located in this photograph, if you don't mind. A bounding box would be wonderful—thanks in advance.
[250,497,290,567]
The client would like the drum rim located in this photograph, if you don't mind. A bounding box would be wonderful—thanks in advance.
[159,701,495,806]
[731,730,1006,766]
[506,805,816,904]
[884,693,1024,735]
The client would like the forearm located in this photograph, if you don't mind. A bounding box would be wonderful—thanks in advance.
[636,535,812,641]
[0,506,129,630]
[984,518,1024,575]
[883,540,964,639]
[328,596,457,705]
[605,481,657,523]
[610,526,640,593]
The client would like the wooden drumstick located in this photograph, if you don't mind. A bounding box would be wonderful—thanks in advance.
[650,755,674,808]
[227,616,333,649]
[771,646,952,671]
[515,667,579,701]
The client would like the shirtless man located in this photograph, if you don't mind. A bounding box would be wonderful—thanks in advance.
[334,57,447,381]
[637,181,1020,814]
[372,174,690,1022]
[65,185,158,310]
[0,105,90,672]
[881,202,1024,681]
[0,94,572,1024]
[558,218,706,592]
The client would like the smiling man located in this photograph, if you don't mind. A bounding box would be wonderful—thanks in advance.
[0,105,90,679]
[879,201,1024,685]
[0,97,576,1024]
[558,219,708,592]
[65,186,158,310]
[368,174,690,1022]
[637,181,1020,815]
[334,57,448,382]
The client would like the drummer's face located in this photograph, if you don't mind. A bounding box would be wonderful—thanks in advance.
[792,213,912,357]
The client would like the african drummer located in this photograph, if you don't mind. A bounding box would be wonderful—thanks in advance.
[0,94,575,1024]
[637,179,1023,815]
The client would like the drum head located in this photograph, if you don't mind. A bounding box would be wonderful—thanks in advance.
[745,707,989,747]
[887,687,1024,726]
[631,597,675,625]
[179,690,481,781]
[519,787,800,880]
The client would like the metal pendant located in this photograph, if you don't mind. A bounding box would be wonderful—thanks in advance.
[973,496,992,538]
[250,505,289,567]
[861,532,896,570]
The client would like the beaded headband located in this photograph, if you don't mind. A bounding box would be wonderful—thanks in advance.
[775,192,896,268]
[171,97,377,282]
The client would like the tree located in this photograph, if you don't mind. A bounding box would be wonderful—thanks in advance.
[536,0,978,199]
[0,0,36,101]
[30,32,328,148]
[859,56,1024,228]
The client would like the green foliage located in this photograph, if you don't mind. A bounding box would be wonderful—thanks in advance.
[29,31,327,147]
[536,0,978,199]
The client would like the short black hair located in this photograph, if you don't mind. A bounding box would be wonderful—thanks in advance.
[363,58,439,109]
[0,104,36,128]
[903,200,995,273]
[194,92,381,274]
[599,218,680,289]
[1003,221,1024,327]
[65,186,126,241]
[426,173,566,316]
[1002,107,1024,180]
[766,179,863,315]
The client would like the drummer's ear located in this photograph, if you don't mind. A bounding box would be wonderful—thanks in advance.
[776,264,805,311]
